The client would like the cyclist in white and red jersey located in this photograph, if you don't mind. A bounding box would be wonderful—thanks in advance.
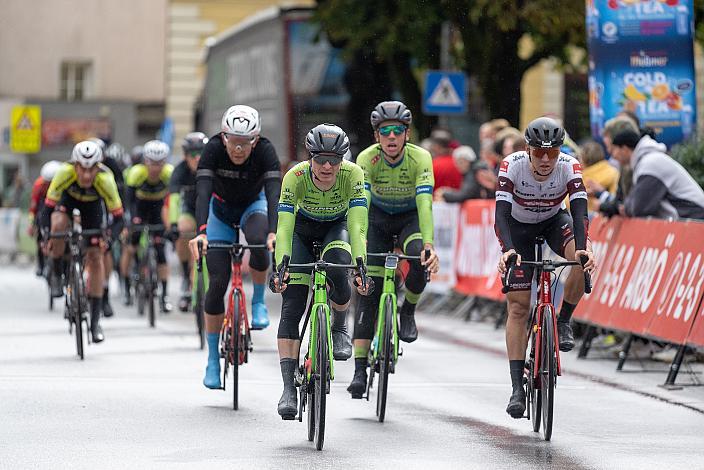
[494,117,595,419]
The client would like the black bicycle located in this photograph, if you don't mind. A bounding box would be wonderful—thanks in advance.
[131,224,164,327]
[273,244,368,450]
[49,218,103,360]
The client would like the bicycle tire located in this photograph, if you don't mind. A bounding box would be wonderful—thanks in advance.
[307,366,315,441]
[527,311,543,432]
[232,290,241,410]
[541,306,556,441]
[314,305,327,450]
[194,271,205,350]
[72,262,85,360]
[377,295,393,422]
[147,248,157,328]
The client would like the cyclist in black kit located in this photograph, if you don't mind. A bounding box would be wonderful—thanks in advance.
[169,132,208,311]
[188,105,281,389]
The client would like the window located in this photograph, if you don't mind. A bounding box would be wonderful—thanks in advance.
[60,61,92,101]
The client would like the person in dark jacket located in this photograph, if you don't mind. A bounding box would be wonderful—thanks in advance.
[609,130,704,219]
[435,145,494,202]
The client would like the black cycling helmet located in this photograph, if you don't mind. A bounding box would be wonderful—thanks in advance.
[182,131,209,153]
[130,145,144,166]
[370,101,412,129]
[524,117,565,148]
[305,123,350,156]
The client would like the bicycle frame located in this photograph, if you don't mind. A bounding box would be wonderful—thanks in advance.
[222,244,250,366]
[308,267,335,382]
[530,262,562,380]
[371,255,400,364]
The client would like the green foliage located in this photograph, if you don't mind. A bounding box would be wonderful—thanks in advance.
[315,0,587,129]
[670,136,704,189]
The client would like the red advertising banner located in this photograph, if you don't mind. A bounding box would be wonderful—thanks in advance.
[575,216,704,345]
[686,311,704,348]
[42,118,111,147]
[454,200,504,301]
[573,215,623,324]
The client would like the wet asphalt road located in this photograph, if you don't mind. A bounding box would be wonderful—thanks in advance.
[1,266,702,469]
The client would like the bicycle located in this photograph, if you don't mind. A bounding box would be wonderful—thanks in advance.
[206,226,265,410]
[130,224,164,328]
[274,245,367,451]
[365,247,430,422]
[193,241,208,350]
[501,236,592,441]
[48,211,104,360]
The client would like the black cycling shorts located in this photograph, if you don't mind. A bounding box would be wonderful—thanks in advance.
[56,193,105,247]
[505,210,574,291]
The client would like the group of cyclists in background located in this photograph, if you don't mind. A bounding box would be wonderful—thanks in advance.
[28,99,594,423]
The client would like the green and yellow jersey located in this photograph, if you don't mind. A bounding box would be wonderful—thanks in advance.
[124,163,174,201]
[45,162,123,216]
[355,142,434,244]
[275,160,367,265]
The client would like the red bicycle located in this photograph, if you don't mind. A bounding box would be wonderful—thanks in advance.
[502,236,591,441]
[205,229,266,410]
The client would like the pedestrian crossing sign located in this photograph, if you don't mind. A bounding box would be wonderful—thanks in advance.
[423,71,467,115]
[10,105,41,153]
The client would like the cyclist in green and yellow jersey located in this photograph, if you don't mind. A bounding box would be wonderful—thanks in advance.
[120,140,174,313]
[347,101,439,398]
[270,123,372,419]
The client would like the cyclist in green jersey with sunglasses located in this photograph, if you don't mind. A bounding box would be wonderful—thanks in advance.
[347,101,439,398]
[270,123,373,419]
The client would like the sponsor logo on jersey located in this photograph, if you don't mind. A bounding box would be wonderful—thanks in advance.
[572,163,582,174]
[295,170,305,177]
[500,160,509,172]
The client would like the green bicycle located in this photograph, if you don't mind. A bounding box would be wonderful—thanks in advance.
[274,245,368,451]
[365,249,430,422]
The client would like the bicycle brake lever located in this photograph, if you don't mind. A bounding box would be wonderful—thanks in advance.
[501,253,518,294]
[423,249,431,282]
[579,254,592,294]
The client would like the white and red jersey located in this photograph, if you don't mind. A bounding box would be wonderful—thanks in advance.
[495,151,587,224]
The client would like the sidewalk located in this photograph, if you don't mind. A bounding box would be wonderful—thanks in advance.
[416,308,704,414]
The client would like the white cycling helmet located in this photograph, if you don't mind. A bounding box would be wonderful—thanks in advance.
[71,141,103,168]
[221,105,261,137]
[143,140,170,163]
[40,160,62,181]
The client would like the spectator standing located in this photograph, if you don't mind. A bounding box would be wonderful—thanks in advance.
[435,145,494,202]
[430,128,462,192]
[610,129,704,219]
[579,141,620,214]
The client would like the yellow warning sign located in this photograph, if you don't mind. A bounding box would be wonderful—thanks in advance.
[10,105,41,154]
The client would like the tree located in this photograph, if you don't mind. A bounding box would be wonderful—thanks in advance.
[315,0,586,133]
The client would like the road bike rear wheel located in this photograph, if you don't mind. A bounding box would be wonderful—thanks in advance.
[541,307,556,441]
[194,271,205,350]
[313,305,328,450]
[232,290,241,410]
[377,296,394,422]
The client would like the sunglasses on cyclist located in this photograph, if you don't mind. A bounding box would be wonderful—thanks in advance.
[186,150,201,158]
[529,146,561,160]
[223,133,257,147]
[378,124,407,136]
[311,154,343,166]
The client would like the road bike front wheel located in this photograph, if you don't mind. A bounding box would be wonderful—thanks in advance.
[541,307,556,441]
[377,296,394,422]
[313,305,328,450]
[232,290,241,410]
[71,262,85,360]
[147,248,157,328]
[194,270,205,350]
